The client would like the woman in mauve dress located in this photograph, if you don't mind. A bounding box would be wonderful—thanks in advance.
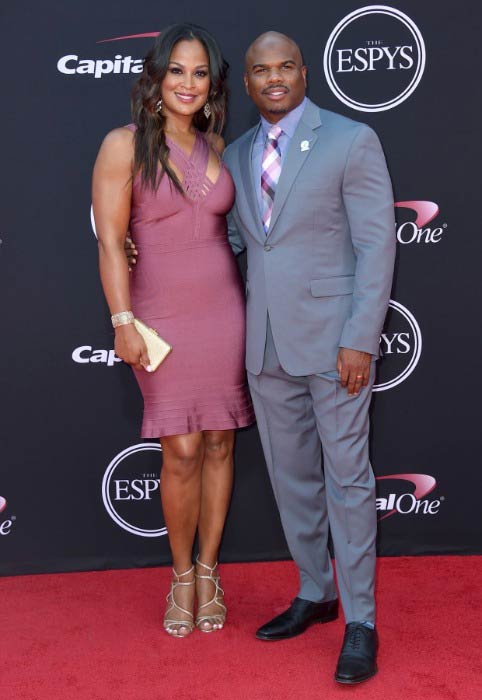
[92,23,254,638]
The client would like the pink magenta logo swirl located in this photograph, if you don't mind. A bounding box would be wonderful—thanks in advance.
[394,201,439,227]
[376,473,437,520]
[97,33,159,43]
[0,496,7,513]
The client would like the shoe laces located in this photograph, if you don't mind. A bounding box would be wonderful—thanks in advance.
[346,624,362,651]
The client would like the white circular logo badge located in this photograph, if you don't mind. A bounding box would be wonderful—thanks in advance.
[323,5,426,112]
[374,299,422,392]
[102,443,167,537]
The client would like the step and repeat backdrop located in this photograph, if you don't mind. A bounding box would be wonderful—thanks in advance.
[1,2,481,575]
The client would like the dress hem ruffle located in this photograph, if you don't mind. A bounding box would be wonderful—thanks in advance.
[140,410,256,438]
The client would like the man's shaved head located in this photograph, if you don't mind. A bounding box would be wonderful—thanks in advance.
[243,31,307,122]
[245,32,303,69]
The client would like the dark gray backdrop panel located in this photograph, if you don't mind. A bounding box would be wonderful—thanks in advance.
[1,1,481,575]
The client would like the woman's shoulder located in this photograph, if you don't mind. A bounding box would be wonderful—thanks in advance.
[96,126,135,170]
[99,125,135,157]
[102,125,135,146]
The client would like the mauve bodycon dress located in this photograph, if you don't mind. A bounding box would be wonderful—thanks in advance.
[127,125,255,437]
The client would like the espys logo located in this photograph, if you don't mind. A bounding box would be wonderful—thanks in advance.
[102,444,167,537]
[395,201,448,244]
[324,6,426,112]
[374,300,422,392]
[376,473,442,520]
[0,496,16,536]
[57,32,158,79]
[72,345,122,367]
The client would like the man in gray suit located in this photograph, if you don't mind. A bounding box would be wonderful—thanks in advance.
[223,32,396,684]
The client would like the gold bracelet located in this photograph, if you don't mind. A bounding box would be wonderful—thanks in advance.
[111,310,134,328]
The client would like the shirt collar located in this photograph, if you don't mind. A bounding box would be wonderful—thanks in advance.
[260,96,307,140]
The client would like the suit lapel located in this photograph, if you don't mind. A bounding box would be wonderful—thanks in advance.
[238,123,265,242]
[267,99,322,237]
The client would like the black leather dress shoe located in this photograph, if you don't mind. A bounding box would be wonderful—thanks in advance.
[256,597,338,641]
[335,622,378,684]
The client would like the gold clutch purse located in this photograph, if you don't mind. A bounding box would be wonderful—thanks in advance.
[133,319,172,371]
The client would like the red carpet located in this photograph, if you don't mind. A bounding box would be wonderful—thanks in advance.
[1,556,481,700]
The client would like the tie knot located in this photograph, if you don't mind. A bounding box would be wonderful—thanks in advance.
[267,125,282,142]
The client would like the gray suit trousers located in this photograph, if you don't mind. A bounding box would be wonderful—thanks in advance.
[247,319,377,623]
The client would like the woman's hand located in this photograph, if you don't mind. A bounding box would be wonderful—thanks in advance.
[114,324,152,371]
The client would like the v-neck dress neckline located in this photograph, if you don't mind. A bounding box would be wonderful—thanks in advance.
[166,130,221,201]
[166,130,199,163]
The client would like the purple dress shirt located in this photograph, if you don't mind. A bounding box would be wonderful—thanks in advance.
[252,97,308,218]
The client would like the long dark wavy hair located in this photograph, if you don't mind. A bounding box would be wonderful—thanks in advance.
[131,23,229,192]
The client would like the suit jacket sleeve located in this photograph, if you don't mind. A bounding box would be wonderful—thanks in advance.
[339,125,396,356]
[226,204,246,256]
[223,144,246,256]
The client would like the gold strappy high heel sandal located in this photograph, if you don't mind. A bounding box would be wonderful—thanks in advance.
[195,557,227,633]
[163,565,195,638]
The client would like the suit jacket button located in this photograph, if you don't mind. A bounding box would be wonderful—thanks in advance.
[264,244,272,251]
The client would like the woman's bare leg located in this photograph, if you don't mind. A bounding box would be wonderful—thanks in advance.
[160,431,204,636]
[196,429,234,630]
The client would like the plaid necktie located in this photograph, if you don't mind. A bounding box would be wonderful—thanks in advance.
[261,125,283,233]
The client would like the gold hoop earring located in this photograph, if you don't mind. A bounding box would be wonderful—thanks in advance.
[203,102,212,119]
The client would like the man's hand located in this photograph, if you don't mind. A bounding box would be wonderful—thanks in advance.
[337,348,371,396]
[124,235,138,270]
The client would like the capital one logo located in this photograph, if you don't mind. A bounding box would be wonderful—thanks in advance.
[323,6,426,112]
[374,300,422,391]
[395,201,448,244]
[0,496,16,536]
[102,443,166,537]
[376,473,442,520]
[57,32,158,79]
[72,345,122,367]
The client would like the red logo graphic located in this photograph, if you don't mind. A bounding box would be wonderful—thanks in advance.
[376,473,437,520]
[0,496,7,513]
[394,200,439,227]
[97,32,159,44]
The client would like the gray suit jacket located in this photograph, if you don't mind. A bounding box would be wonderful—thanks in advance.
[223,99,396,376]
